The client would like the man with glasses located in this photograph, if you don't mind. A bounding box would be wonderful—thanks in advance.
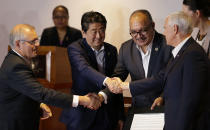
[0,24,101,130]
[111,9,171,128]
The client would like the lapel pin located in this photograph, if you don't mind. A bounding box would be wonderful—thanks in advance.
[155,47,159,51]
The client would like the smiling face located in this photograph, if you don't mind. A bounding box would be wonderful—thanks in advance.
[17,29,39,59]
[129,13,155,47]
[82,22,105,50]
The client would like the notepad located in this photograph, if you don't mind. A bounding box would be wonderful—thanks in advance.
[131,113,164,130]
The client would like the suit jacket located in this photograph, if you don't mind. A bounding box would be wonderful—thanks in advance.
[40,26,82,47]
[130,37,210,130]
[113,31,171,108]
[60,39,124,130]
[0,50,73,130]
[191,27,210,59]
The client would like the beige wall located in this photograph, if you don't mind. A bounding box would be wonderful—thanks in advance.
[0,0,182,65]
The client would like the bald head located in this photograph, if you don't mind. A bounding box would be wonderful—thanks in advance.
[129,9,153,25]
[9,24,35,48]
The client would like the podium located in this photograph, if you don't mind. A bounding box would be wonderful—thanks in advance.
[35,46,72,130]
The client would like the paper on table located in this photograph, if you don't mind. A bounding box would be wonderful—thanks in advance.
[131,113,164,130]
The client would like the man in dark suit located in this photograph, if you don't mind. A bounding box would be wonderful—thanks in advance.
[111,11,210,130]
[0,24,101,130]
[112,10,171,110]
[40,5,82,47]
[60,11,124,130]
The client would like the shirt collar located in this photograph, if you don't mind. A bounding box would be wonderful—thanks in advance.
[12,49,29,62]
[136,36,154,55]
[91,46,105,53]
[172,36,191,58]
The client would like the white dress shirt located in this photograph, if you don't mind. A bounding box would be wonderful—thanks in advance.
[172,36,191,58]
[136,40,153,78]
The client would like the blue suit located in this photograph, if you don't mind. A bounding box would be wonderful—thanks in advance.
[130,37,210,130]
[60,39,124,130]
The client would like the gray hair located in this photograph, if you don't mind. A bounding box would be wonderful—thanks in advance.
[9,24,35,48]
[167,11,193,35]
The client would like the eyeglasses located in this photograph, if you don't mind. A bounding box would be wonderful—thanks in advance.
[53,16,68,19]
[130,25,152,37]
[20,37,40,45]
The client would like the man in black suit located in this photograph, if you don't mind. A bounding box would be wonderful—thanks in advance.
[0,24,101,130]
[111,11,210,130]
[112,10,171,110]
[60,11,124,130]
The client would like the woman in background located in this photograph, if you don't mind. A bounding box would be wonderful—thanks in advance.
[182,0,210,58]
[40,5,82,47]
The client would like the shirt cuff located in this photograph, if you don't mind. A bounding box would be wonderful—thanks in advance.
[72,95,79,107]
[103,77,108,86]
[98,91,108,104]
[122,82,131,96]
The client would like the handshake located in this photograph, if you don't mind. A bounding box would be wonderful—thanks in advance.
[105,77,129,94]
[78,77,129,110]
[78,93,104,110]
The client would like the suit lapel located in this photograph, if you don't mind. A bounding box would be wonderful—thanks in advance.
[147,32,161,77]
[81,39,98,70]
[164,37,193,79]
[132,43,145,78]
[104,43,111,75]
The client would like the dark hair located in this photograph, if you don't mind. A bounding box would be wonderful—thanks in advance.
[81,11,107,32]
[52,5,69,16]
[183,0,210,17]
[130,9,154,23]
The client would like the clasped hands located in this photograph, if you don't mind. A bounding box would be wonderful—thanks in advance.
[79,93,104,110]
[105,77,129,94]
[79,77,128,110]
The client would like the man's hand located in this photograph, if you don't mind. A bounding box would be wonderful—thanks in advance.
[40,103,52,120]
[98,93,105,103]
[79,93,101,110]
[105,77,123,94]
[151,97,164,110]
[118,120,124,130]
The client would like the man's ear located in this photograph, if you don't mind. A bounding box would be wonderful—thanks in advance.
[81,30,86,38]
[195,10,201,18]
[151,22,155,29]
[15,40,21,49]
[173,24,179,34]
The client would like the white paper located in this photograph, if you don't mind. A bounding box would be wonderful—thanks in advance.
[46,51,51,82]
[131,113,164,130]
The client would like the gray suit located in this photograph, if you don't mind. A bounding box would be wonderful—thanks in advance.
[113,31,171,108]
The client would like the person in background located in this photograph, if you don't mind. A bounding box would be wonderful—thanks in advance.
[182,0,210,58]
[0,24,101,130]
[40,5,82,47]
[60,11,124,130]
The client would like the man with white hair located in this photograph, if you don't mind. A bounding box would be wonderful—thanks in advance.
[0,24,101,130]
[109,11,210,130]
